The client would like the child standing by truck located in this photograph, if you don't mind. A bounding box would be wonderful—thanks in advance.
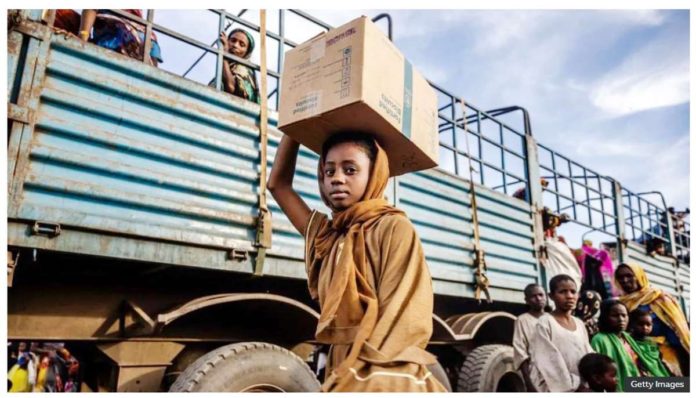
[267,132,445,392]
[513,283,547,392]
[527,274,594,392]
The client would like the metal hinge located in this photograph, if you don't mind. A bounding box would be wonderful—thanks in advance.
[228,249,249,262]
[31,221,61,237]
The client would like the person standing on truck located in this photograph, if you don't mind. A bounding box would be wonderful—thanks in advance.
[218,28,260,104]
[527,274,594,392]
[78,10,163,67]
[513,283,547,392]
[614,263,690,376]
[267,132,446,392]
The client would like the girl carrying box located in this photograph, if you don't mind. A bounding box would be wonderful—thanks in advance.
[268,132,445,392]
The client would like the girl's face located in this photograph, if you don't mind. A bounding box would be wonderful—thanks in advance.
[322,142,371,210]
[616,266,639,294]
[550,280,577,312]
[607,304,628,333]
[229,31,250,57]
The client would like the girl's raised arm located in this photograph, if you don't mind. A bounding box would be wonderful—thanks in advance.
[267,135,312,236]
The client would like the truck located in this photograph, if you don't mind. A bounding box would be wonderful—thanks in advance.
[7,9,690,392]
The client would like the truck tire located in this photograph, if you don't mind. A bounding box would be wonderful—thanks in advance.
[457,344,525,392]
[169,342,321,392]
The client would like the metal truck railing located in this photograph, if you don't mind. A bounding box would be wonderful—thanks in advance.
[536,142,620,237]
[40,8,688,275]
[437,91,530,197]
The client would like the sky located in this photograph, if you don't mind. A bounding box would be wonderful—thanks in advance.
[147,8,689,245]
[305,10,690,207]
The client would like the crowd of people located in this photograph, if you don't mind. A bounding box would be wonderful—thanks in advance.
[7,342,80,393]
[51,9,260,103]
[513,265,690,392]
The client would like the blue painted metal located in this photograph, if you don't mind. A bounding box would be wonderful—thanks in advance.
[7,11,688,310]
[9,30,265,263]
[677,263,690,321]
[395,169,537,303]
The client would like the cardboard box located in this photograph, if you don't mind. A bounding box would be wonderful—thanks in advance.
[278,16,438,176]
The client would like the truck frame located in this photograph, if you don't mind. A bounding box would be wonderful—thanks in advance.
[7,9,690,392]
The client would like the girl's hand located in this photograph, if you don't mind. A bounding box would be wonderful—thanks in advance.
[219,32,229,52]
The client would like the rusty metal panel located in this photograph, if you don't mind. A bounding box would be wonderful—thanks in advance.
[398,169,537,303]
[7,24,538,304]
[7,30,25,103]
[8,30,267,260]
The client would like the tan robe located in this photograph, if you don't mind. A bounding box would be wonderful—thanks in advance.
[528,313,594,392]
[305,209,446,392]
[512,312,540,370]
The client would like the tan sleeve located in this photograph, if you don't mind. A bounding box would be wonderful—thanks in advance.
[304,210,328,300]
[512,316,530,369]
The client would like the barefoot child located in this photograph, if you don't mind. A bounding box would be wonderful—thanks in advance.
[513,283,547,392]
[267,132,445,392]
[528,274,594,392]
[591,300,670,392]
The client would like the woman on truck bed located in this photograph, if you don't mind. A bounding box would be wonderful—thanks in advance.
[219,28,260,104]
[614,263,690,376]
[267,132,445,392]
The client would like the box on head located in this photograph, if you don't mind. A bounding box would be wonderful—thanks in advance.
[278,16,439,176]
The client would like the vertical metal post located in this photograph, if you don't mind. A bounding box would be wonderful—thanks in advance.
[664,209,677,257]
[452,96,459,175]
[626,193,634,241]
[598,176,607,231]
[662,207,681,299]
[551,152,560,213]
[143,10,154,65]
[499,124,506,194]
[637,199,646,237]
[584,168,592,226]
[215,11,225,91]
[524,134,546,288]
[567,160,577,220]
[254,9,271,276]
[42,9,56,27]
[477,111,484,185]
[612,180,627,263]
[278,9,285,110]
